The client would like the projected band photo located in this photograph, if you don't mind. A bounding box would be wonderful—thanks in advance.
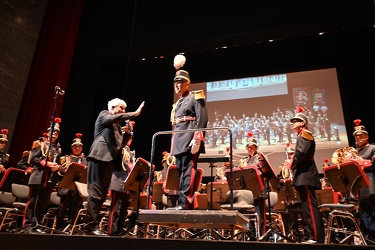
[185,68,349,171]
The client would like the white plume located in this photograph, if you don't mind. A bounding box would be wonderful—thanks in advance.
[173,54,186,70]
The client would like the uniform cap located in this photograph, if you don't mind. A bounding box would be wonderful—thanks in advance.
[47,117,61,132]
[174,70,190,82]
[290,106,308,125]
[0,129,9,142]
[71,133,83,147]
[353,119,368,136]
[246,132,258,148]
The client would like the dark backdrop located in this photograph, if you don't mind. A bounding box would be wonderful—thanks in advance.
[9,0,375,172]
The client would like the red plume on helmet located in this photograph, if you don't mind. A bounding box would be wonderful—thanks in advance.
[247,132,253,137]
[75,133,83,139]
[353,119,362,126]
[353,118,368,136]
[296,106,304,113]
[0,129,9,142]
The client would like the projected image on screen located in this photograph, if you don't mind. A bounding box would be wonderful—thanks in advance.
[179,68,349,173]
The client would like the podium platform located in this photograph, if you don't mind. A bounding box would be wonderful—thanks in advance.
[138,209,249,239]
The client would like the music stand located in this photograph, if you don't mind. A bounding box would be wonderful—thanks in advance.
[124,157,153,193]
[322,161,369,244]
[224,166,264,197]
[254,153,295,243]
[324,160,370,200]
[58,163,87,190]
[124,157,154,236]
[257,153,279,192]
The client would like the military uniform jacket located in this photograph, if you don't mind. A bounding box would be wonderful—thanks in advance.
[357,143,375,173]
[87,110,136,163]
[171,90,208,156]
[28,141,61,186]
[0,151,9,169]
[291,129,321,188]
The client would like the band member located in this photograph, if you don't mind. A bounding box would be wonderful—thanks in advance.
[23,118,62,230]
[239,133,268,236]
[107,123,136,236]
[353,119,375,241]
[55,133,88,231]
[168,54,208,210]
[280,143,294,180]
[287,107,325,244]
[0,129,10,180]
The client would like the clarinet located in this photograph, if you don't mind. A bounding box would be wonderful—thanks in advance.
[47,145,58,183]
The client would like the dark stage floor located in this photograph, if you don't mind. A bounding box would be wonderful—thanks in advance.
[0,232,373,250]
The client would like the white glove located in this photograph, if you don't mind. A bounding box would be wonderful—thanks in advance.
[189,139,201,154]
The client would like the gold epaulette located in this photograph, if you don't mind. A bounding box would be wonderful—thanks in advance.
[192,90,205,100]
[302,129,313,141]
[5,154,9,162]
[32,140,41,149]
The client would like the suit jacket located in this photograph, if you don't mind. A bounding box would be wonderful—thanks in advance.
[87,110,135,162]
[171,91,208,156]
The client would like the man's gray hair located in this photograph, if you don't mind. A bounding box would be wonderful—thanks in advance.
[107,98,127,112]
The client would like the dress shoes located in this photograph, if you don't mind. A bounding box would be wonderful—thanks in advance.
[301,239,317,244]
[85,228,107,236]
[166,205,185,210]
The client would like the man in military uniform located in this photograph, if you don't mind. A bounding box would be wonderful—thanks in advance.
[352,119,375,241]
[168,66,208,210]
[0,129,10,180]
[239,134,268,237]
[286,107,325,244]
[23,118,62,230]
[55,133,88,231]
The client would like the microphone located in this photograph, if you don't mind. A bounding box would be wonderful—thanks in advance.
[55,86,65,95]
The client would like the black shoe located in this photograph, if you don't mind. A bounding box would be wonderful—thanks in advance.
[84,227,107,236]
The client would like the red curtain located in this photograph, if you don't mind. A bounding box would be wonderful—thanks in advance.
[9,0,84,167]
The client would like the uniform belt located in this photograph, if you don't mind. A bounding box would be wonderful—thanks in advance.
[174,116,196,125]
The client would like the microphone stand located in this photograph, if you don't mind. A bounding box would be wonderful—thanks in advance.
[20,86,64,234]
[46,87,62,183]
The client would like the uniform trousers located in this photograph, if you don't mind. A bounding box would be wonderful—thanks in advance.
[295,185,325,242]
[175,152,199,209]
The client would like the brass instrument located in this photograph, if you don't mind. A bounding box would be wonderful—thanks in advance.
[331,147,359,165]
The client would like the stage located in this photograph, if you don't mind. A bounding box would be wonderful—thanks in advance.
[0,232,372,250]
[0,208,374,250]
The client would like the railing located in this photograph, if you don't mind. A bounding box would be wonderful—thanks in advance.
[146,127,235,209]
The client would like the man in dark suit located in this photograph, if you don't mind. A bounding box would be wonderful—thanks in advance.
[168,68,208,210]
[84,98,144,235]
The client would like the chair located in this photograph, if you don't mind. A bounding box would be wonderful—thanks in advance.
[40,191,61,232]
[318,161,369,245]
[220,189,258,241]
[0,183,29,231]
[162,165,204,208]
[69,182,110,235]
